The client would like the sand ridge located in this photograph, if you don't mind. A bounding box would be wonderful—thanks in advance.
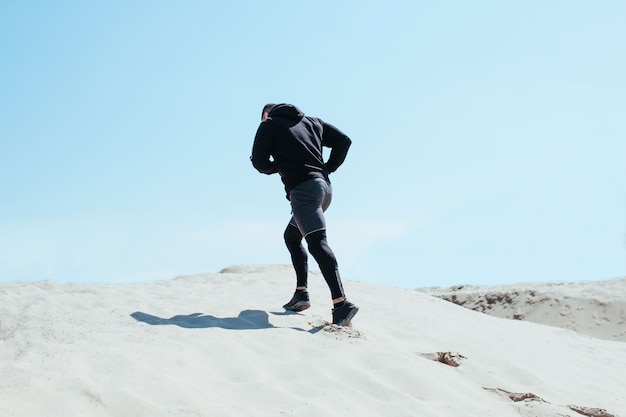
[1,265,624,416]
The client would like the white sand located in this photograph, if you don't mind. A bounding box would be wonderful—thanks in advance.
[1,265,625,417]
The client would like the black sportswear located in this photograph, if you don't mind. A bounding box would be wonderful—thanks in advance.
[251,104,351,198]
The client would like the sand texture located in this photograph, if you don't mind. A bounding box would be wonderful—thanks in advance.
[1,265,624,417]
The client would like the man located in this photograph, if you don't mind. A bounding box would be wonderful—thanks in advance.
[251,103,359,326]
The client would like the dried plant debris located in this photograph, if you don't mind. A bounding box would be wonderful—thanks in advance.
[436,351,466,367]
[418,351,467,367]
[567,405,615,417]
[484,388,616,417]
[483,387,545,403]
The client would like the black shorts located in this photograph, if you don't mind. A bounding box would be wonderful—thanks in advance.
[288,178,332,237]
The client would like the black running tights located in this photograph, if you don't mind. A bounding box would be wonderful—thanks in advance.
[284,224,345,300]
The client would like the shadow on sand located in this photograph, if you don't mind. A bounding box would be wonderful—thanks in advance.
[130,310,323,333]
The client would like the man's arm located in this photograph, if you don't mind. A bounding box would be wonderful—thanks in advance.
[250,122,278,174]
[322,121,352,173]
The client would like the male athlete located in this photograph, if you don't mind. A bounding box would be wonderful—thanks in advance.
[251,103,359,326]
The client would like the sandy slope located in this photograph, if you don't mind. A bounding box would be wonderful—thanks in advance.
[1,265,625,417]
[418,278,626,342]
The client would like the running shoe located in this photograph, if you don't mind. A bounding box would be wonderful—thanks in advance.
[283,291,311,312]
[332,300,359,326]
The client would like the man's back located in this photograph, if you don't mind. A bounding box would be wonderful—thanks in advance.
[251,103,351,196]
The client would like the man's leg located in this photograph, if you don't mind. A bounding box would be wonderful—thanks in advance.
[288,178,358,325]
[284,222,308,289]
[304,229,345,301]
[282,221,311,312]
[305,229,357,326]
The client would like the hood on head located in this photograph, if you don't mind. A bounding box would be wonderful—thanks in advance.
[268,103,305,122]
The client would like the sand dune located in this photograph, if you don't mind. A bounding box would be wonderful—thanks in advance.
[418,278,626,342]
[1,265,624,417]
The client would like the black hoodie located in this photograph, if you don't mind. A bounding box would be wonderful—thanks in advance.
[251,104,352,198]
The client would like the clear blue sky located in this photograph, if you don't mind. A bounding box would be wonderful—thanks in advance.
[1,1,625,288]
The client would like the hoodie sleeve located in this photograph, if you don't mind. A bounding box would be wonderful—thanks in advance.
[250,121,278,175]
[321,121,352,173]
